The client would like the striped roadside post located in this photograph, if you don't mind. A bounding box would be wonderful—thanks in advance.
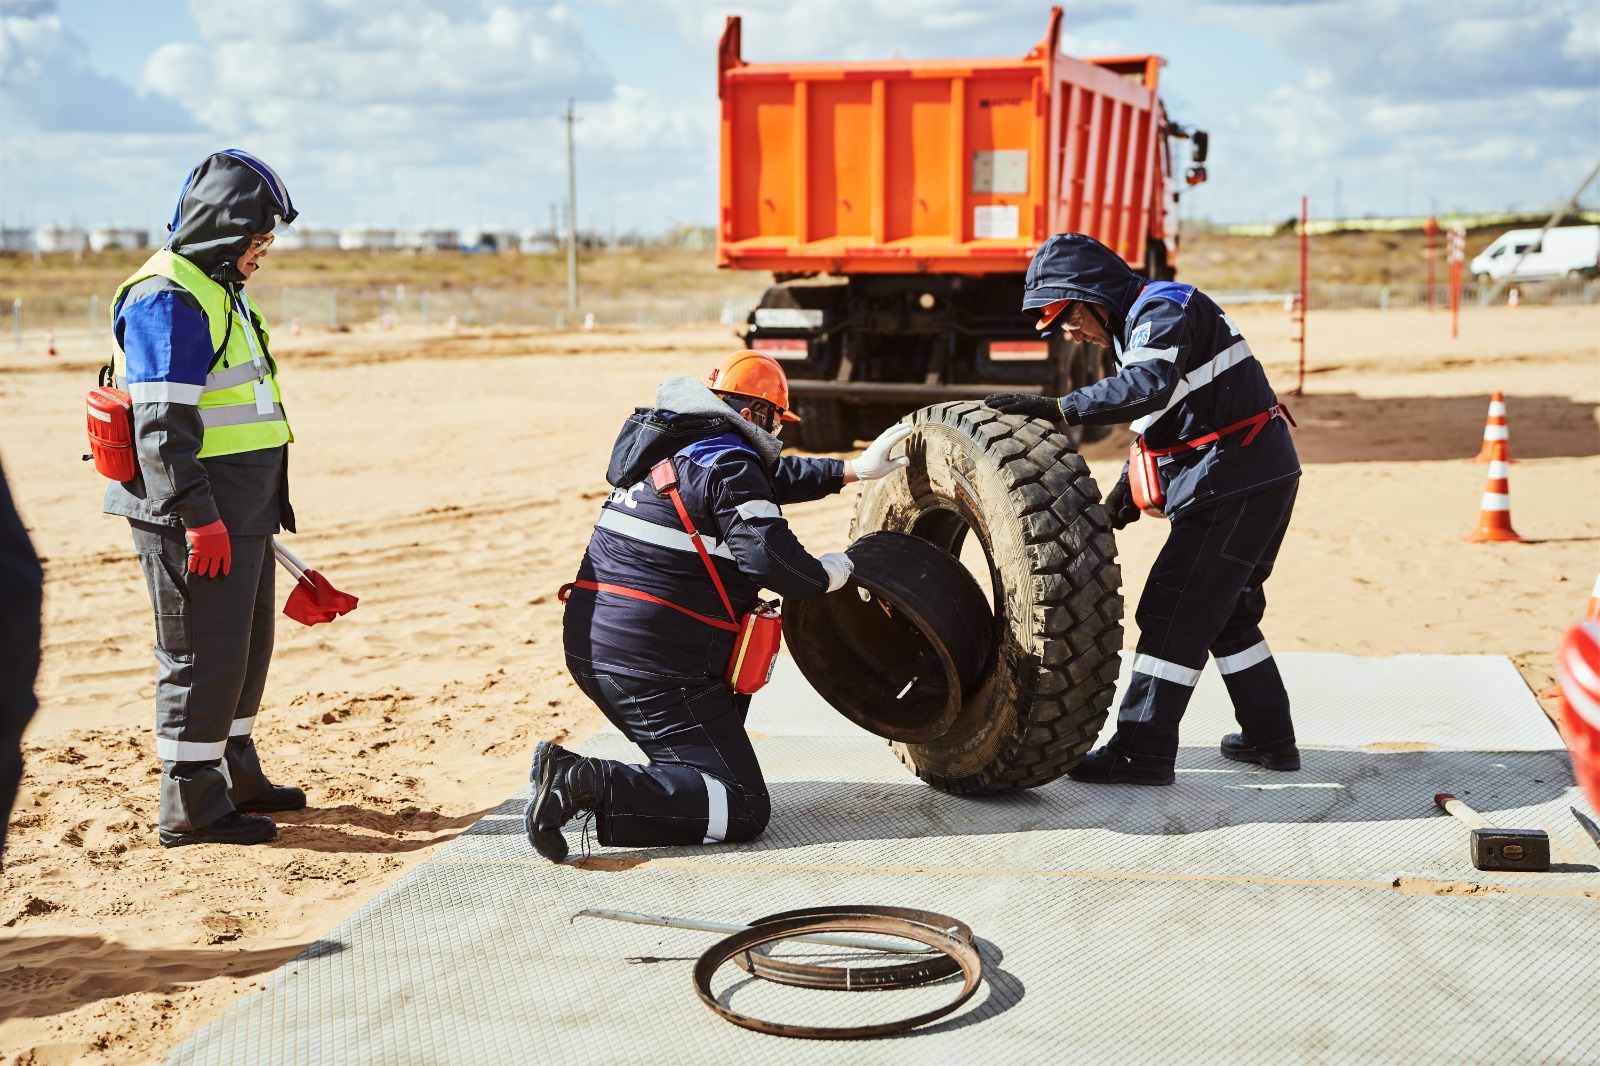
[1558,620,1600,812]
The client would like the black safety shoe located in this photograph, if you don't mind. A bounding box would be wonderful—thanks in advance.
[159,810,278,848]
[1220,733,1301,771]
[236,785,307,813]
[525,742,603,862]
[1067,747,1175,786]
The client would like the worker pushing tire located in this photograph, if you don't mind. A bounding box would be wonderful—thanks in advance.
[527,351,912,861]
[102,151,306,847]
[987,233,1303,786]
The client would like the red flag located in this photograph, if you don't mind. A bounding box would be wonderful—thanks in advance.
[273,540,359,627]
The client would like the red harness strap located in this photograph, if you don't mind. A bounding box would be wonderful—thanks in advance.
[558,580,739,632]
[1143,402,1296,457]
[557,458,742,633]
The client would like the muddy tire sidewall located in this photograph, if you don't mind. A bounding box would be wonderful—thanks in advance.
[851,401,1124,793]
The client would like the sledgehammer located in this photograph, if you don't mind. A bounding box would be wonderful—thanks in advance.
[1434,793,1550,872]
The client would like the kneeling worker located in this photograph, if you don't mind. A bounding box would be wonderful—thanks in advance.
[987,233,1301,786]
[527,352,910,861]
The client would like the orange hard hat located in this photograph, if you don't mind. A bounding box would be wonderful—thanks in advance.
[706,350,802,422]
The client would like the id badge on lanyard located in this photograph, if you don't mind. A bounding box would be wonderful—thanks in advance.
[233,291,276,414]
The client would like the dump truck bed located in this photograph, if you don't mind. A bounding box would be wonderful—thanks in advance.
[717,12,1171,275]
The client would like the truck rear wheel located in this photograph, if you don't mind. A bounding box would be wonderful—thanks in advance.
[787,397,856,452]
[848,401,1123,793]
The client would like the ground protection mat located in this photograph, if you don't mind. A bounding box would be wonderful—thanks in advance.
[168,653,1600,1065]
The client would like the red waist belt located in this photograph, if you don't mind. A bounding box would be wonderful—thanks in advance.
[1128,403,1296,518]
[558,579,739,632]
[1142,402,1296,458]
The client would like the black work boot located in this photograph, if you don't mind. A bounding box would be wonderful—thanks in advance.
[159,810,278,848]
[236,785,307,813]
[1220,733,1301,771]
[524,742,604,862]
[1067,747,1175,786]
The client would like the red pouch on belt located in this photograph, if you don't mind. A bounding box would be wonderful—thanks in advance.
[726,604,783,694]
[1127,437,1166,518]
[86,386,137,482]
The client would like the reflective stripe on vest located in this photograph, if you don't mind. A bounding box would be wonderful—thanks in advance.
[111,249,292,459]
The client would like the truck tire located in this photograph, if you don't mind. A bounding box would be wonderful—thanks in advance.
[787,397,856,452]
[849,401,1124,793]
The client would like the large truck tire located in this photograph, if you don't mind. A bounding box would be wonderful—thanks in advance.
[849,401,1124,793]
[787,397,855,452]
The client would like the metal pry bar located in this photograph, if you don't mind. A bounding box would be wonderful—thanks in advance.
[572,908,935,955]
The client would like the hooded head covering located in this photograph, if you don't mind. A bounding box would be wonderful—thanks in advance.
[1022,233,1148,338]
[166,150,297,284]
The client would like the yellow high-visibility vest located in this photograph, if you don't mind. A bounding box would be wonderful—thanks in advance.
[111,249,292,459]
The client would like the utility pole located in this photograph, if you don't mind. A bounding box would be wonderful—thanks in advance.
[565,98,579,311]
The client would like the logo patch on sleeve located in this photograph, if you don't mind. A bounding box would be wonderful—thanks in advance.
[1129,321,1152,349]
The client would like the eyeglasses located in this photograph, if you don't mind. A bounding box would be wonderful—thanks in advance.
[247,232,275,253]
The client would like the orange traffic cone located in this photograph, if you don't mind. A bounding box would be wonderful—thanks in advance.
[1544,574,1600,698]
[1470,391,1514,462]
[1507,287,1520,309]
[1464,456,1525,543]
[45,328,56,357]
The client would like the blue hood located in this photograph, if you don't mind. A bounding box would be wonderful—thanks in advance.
[1022,233,1147,337]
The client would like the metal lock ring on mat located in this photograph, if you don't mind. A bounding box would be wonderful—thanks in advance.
[733,905,975,991]
[694,908,984,1039]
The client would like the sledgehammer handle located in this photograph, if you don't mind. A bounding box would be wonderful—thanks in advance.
[1435,793,1494,830]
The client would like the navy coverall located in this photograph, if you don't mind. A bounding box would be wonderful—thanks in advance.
[563,377,843,846]
[1029,234,1302,770]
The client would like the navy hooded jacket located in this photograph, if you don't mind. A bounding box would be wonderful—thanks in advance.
[563,377,843,681]
[103,150,298,534]
[1024,233,1300,519]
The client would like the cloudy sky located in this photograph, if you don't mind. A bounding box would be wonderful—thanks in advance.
[1,0,1596,235]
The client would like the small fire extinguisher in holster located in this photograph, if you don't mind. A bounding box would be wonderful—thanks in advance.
[650,459,784,695]
[85,365,138,483]
[1127,437,1166,518]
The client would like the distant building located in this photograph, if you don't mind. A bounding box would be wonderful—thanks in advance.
[459,226,518,253]
[1,227,34,252]
[88,226,150,251]
[401,227,459,251]
[519,228,560,254]
[35,225,86,253]
[339,225,397,251]
[291,228,340,250]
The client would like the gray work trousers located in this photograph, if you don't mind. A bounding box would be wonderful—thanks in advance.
[132,523,275,832]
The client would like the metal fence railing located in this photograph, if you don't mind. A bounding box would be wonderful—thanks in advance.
[5,279,1594,356]
[1213,277,1600,312]
[2,287,761,355]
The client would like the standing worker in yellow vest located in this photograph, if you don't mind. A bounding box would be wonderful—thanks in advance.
[104,150,303,847]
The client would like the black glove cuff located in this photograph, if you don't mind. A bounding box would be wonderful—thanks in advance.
[1057,399,1082,426]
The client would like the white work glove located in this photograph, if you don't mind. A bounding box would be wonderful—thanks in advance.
[819,552,854,593]
[850,423,913,481]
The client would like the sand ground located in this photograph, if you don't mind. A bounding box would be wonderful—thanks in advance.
[0,304,1596,1064]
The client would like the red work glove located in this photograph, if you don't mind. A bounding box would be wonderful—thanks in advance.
[185,519,232,577]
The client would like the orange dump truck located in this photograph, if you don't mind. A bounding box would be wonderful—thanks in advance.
[719,7,1208,449]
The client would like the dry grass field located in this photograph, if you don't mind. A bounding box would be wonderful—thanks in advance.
[0,223,1528,306]
[0,246,1596,1063]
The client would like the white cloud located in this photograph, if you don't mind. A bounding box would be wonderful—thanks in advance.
[0,0,196,133]
[3,0,1595,234]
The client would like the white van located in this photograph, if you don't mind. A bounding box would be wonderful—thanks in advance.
[1471,225,1600,282]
